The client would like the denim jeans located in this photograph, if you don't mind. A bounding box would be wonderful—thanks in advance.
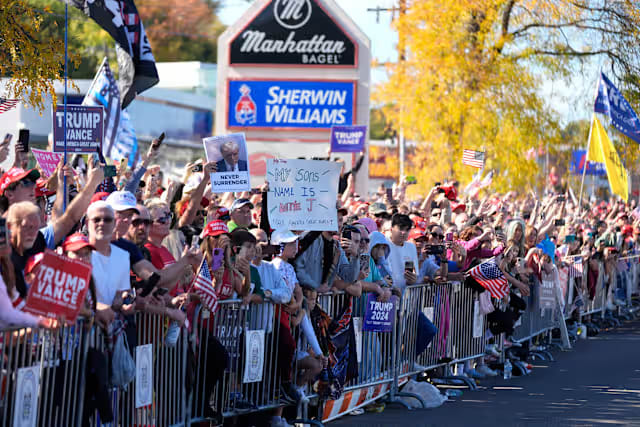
[416,312,438,356]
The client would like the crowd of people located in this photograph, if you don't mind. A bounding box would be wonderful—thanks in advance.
[1,136,638,427]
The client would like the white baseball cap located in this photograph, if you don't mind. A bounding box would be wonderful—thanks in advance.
[105,191,139,213]
[270,230,299,245]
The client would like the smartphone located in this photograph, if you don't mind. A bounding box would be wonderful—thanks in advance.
[385,188,393,199]
[431,201,438,209]
[0,218,8,248]
[211,248,224,272]
[404,260,414,273]
[192,164,203,173]
[445,232,453,242]
[523,212,531,220]
[554,219,565,227]
[342,228,352,240]
[104,165,117,177]
[152,132,165,150]
[3,133,12,145]
[359,253,370,266]
[434,182,441,187]
[17,129,29,152]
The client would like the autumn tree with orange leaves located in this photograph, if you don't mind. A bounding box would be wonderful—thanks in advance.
[377,0,640,195]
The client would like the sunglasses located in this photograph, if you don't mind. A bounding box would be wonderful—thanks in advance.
[431,233,445,239]
[132,218,152,227]
[90,216,114,224]
[154,213,174,224]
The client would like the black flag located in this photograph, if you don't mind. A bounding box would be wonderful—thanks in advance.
[66,0,159,108]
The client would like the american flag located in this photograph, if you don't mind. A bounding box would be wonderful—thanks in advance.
[0,98,19,114]
[82,58,121,159]
[192,258,218,314]
[568,256,584,280]
[468,259,509,299]
[462,149,485,168]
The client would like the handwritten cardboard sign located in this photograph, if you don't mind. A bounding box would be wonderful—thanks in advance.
[362,293,398,332]
[266,159,341,231]
[24,250,92,323]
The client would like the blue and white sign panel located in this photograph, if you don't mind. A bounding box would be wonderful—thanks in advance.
[228,80,355,129]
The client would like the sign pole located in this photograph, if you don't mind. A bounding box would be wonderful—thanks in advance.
[63,3,68,212]
[578,114,595,217]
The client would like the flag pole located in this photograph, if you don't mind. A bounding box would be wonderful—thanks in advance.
[63,2,68,212]
[578,114,595,217]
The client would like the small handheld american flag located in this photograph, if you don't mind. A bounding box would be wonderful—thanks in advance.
[462,149,485,168]
[468,259,509,299]
[191,258,219,314]
[0,98,19,114]
[568,256,583,280]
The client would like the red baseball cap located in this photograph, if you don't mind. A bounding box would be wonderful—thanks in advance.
[409,228,427,241]
[201,220,229,238]
[451,201,467,213]
[216,207,230,220]
[412,217,427,230]
[63,233,95,252]
[35,178,55,198]
[0,167,40,195]
[91,192,110,204]
[25,253,44,275]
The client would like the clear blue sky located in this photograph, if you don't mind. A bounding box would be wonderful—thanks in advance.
[218,0,597,126]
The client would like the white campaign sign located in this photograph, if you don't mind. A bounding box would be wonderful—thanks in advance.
[266,159,341,231]
[472,301,483,338]
[203,133,251,193]
[353,317,362,363]
[135,344,153,408]
[13,365,40,427]
[243,330,265,383]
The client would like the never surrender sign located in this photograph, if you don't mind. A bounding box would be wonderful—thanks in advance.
[266,158,340,231]
[363,293,398,332]
[53,105,104,154]
[330,125,366,152]
[24,250,92,323]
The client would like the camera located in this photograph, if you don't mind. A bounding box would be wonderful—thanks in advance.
[425,244,445,256]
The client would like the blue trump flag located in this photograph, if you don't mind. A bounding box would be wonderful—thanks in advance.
[594,73,640,144]
[570,150,606,176]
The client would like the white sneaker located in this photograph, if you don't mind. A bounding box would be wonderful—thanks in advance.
[476,365,498,377]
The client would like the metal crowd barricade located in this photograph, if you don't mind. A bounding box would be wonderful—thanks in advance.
[188,299,285,424]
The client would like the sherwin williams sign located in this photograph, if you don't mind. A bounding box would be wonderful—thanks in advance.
[228,79,355,129]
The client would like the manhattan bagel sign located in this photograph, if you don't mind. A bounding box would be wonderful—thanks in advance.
[229,0,357,66]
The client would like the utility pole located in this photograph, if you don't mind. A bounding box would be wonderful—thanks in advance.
[368,0,407,180]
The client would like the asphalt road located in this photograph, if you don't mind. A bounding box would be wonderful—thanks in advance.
[331,320,640,427]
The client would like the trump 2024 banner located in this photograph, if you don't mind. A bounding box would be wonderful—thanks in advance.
[266,159,341,231]
[228,80,355,130]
